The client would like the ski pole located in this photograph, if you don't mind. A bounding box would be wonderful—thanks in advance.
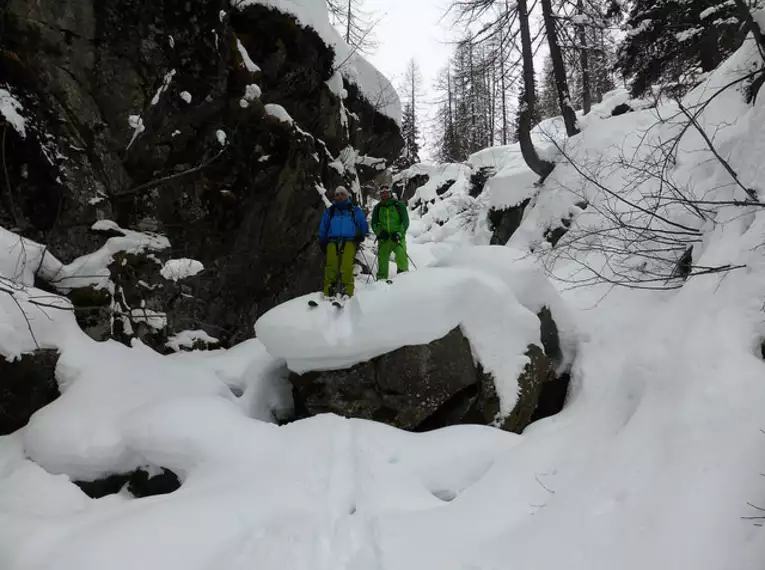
[406,251,418,271]
[359,246,374,284]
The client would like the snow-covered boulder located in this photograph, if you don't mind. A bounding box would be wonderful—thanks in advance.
[256,264,568,433]
[290,329,557,433]
[290,328,478,430]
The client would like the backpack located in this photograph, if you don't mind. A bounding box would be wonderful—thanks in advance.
[328,204,359,230]
[376,200,407,226]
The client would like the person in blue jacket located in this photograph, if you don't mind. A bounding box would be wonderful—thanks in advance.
[318,186,369,297]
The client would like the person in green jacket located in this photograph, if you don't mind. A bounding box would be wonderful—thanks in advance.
[371,185,409,281]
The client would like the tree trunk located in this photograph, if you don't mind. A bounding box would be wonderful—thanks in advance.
[518,0,554,178]
[732,0,765,57]
[577,0,592,115]
[345,0,352,43]
[541,0,580,136]
[500,45,508,144]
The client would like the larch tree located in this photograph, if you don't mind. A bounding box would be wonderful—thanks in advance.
[327,0,379,54]
[395,59,424,170]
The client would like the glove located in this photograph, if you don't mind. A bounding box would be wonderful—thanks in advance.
[392,233,401,243]
[379,231,391,240]
[320,241,328,253]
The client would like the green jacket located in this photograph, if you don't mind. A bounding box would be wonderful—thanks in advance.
[372,199,409,237]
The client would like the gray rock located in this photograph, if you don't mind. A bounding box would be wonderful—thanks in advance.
[474,344,556,433]
[291,328,478,430]
[489,199,531,245]
[0,350,60,435]
[290,327,565,434]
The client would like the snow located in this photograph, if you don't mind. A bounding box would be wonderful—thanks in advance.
[256,266,539,417]
[240,83,262,108]
[0,226,64,287]
[4,21,765,570]
[23,337,233,480]
[264,103,294,124]
[169,338,292,421]
[0,278,77,360]
[244,83,261,101]
[236,37,261,73]
[179,91,192,104]
[231,0,401,124]
[0,222,168,294]
[54,221,169,292]
[0,88,27,138]
[125,308,167,330]
[126,114,145,149]
[167,329,219,352]
[326,70,347,99]
[150,69,176,105]
[676,27,703,42]
[700,4,723,19]
[2,411,516,570]
[160,258,204,282]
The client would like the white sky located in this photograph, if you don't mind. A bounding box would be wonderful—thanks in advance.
[363,0,456,154]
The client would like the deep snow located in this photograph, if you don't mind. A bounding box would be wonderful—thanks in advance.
[2,17,765,570]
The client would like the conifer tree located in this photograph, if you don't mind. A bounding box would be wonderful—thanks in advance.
[616,0,742,96]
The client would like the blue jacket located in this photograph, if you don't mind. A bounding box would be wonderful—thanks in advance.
[319,200,369,243]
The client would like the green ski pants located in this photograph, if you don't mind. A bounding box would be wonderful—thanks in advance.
[376,238,408,280]
[324,240,357,296]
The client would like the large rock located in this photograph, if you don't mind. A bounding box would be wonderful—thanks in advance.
[473,345,556,433]
[290,327,567,434]
[489,199,530,245]
[0,350,59,435]
[291,328,478,430]
[1,0,402,348]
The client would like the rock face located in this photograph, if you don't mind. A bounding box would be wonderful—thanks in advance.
[0,350,59,435]
[489,199,531,245]
[1,0,402,346]
[291,328,477,430]
[290,325,566,434]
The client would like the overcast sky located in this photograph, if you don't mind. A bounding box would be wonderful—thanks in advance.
[363,0,456,153]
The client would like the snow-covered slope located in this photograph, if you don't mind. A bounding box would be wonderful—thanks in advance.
[3,17,765,570]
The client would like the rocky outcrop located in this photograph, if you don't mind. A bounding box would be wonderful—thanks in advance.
[1,0,402,347]
[75,467,181,499]
[394,173,429,203]
[473,345,555,433]
[290,325,567,434]
[0,350,59,435]
[489,199,531,245]
[291,328,477,430]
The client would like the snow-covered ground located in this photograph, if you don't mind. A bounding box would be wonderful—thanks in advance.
[2,18,765,570]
